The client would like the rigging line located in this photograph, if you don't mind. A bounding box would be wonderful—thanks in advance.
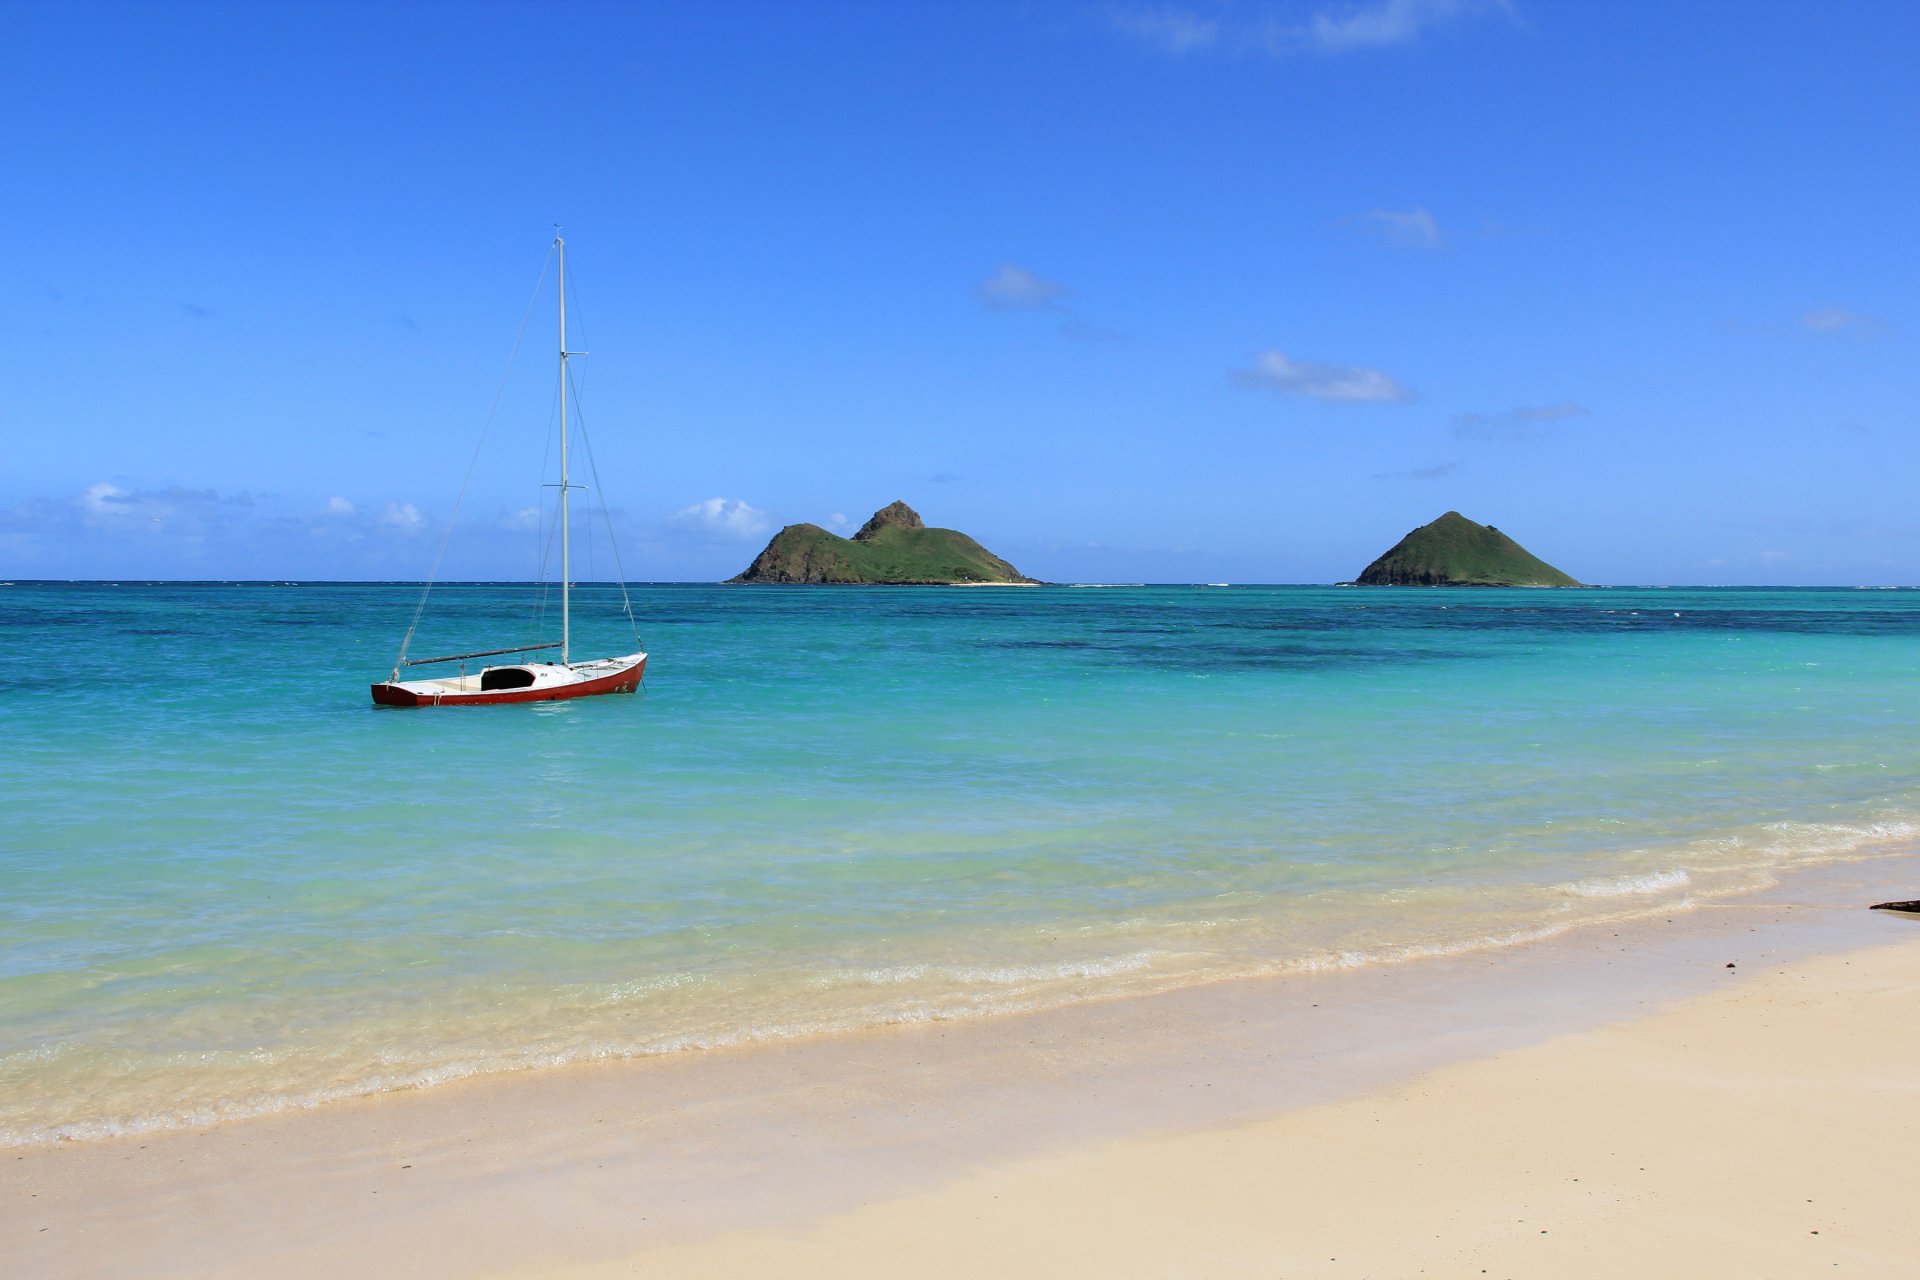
[526,369,562,649]
[531,488,563,651]
[394,244,557,672]
[529,374,567,651]
[565,363,642,648]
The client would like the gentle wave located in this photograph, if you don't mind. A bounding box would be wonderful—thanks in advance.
[10,816,1917,1149]
[1562,869,1692,898]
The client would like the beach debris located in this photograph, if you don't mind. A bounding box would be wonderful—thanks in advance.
[1868,899,1920,914]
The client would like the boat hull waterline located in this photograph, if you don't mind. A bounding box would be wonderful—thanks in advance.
[371,653,647,707]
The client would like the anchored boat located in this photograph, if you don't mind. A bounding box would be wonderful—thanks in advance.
[371,236,647,707]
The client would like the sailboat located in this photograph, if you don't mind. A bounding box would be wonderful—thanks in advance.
[370,237,648,707]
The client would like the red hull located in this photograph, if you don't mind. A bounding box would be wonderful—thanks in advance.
[371,655,647,707]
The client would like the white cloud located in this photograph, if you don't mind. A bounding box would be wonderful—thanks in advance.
[1803,307,1849,332]
[1236,350,1412,403]
[81,482,132,517]
[1107,6,1220,55]
[1106,0,1509,59]
[828,512,850,530]
[670,497,773,540]
[75,482,247,529]
[1357,206,1443,249]
[7,483,565,576]
[1453,400,1588,440]
[978,265,1120,340]
[503,506,541,531]
[1312,0,1499,52]
[380,501,424,532]
[977,264,1069,311]
[324,495,355,517]
[1802,305,1883,338]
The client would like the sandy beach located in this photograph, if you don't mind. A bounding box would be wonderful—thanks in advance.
[539,928,1919,1280]
[5,862,1916,1280]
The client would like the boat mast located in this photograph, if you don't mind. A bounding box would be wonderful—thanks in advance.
[557,234,570,666]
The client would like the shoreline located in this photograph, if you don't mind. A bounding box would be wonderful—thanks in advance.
[4,850,1916,1278]
[7,833,1909,1152]
[553,929,1920,1279]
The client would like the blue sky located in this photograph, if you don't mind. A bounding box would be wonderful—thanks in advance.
[4,0,1915,583]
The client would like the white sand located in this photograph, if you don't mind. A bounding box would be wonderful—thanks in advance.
[519,937,1920,1279]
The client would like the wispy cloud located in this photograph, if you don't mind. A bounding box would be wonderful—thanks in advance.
[1802,305,1884,339]
[1355,206,1443,249]
[78,482,252,527]
[1453,400,1587,441]
[1236,350,1412,403]
[669,497,772,540]
[1107,5,1221,55]
[977,264,1069,312]
[181,302,214,318]
[1105,0,1511,59]
[977,264,1121,341]
[1373,459,1463,480]
[4,483,575,577]
[1059,317,1124,342]
[1311,0,1505,52]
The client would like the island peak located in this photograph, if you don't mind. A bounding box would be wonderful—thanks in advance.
[730,502,1035,585]
[1354,512,1581,587]
[853,500,925,541]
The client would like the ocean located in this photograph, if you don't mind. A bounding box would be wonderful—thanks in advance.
[3,581,1917,1146]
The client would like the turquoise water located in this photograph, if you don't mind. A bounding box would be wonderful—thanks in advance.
[3,581,1919,1145]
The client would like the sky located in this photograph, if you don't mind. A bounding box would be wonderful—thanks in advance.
[3,0,1916,584]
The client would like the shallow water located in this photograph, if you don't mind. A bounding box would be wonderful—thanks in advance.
[3,581,1918,1144]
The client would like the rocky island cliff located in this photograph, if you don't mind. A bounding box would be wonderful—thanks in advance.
[729,501,1037,584]
[1353,511,1581,587]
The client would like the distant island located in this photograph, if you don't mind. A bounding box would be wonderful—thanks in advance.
[730,501,1038,585]
[1352,511,1582,587]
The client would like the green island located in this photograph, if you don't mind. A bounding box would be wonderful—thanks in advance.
[1352,511,1582,587]
[729,501,1037,584]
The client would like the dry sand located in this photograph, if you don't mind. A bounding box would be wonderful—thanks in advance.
[516,934,1920,1280]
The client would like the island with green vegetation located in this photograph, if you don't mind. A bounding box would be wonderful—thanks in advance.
[729,501,1038,585]
[1352,511,1582,587]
